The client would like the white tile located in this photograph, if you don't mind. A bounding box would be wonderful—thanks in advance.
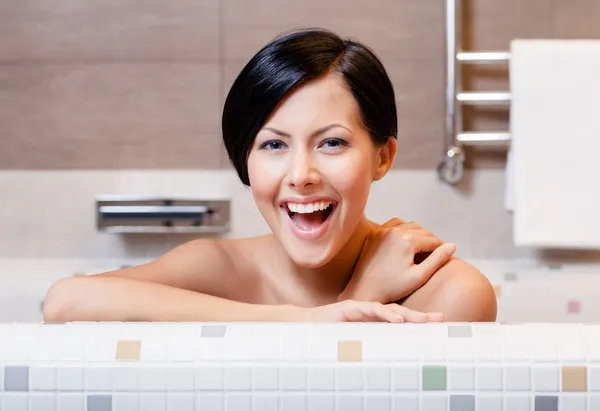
[196,340,223,360]
[86,340,115,362]
[167,394,194,411]
[59,338,86,361]
[196,393,224,411]
[476,395,502,411]
[446,341,474,362]
[226,394,251,411]
[365,395,391,411]
[2,394,28,411]
[167,367,194,391]
[252,337,280,361]
[309,338,337,361]
[307,367,334,391]
[504,395,531,411]
[337,366,363,391]
[393,366,419,391]
[308,394,335,411]
[589,394,600,411]
[141,339,168,362]
[448,365,474,390]
[532,344,558,362]
[419,342,446,362]
[57,366,84,391]
[253,367,279,390]
[363,338,391,361]
[365,366,391,391]
[503,343,530,361]
[281,334,309,361]
[505,366,531,391]
[141,393,166,411]
[31,393,56,411]
[475,343,502,362]
[477,366,503,391]
[338,394,363,411]
[139,367,167,391]
[4,339,32,361]
[533,365,559,391]
[421,395,447,411]
[393,395,419,411]
[57,394,84,411]
[391,343,419,361]
[280,367,307,391]
[560,396,586,411]
[224,367,251,391]
[85,366,111,391]
[253,394,279,411]
[559,342,587,362]
[590,366,600,391]
[280,395,307,411]
[112,366,139,391]
[195,366,223,390]
[30,365,56,391]
[169,338,196,362]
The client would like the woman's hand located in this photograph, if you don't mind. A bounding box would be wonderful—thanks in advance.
[294,299,443,322]
[339,218,456,306]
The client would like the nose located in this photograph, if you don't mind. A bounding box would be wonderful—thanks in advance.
[286,150,321,189]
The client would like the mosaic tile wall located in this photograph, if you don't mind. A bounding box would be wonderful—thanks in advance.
[0,322,599,410]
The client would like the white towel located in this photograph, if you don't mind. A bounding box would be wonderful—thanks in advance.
[509,39,600,248]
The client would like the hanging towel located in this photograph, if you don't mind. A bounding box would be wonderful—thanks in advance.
[509,39,600,248]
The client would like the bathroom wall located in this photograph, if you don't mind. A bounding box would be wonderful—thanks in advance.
[1,0,600,322]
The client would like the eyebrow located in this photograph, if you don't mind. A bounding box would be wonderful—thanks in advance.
[261,123,352,138]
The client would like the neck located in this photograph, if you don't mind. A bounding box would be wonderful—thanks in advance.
[284,216,375,305]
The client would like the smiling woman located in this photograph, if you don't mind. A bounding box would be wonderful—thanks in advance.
[43,28,496,324]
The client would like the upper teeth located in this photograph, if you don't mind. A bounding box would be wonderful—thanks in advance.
[287,201,332,214]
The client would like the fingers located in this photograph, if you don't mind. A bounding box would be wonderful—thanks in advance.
[413,243,456,278]
[344,301,404,323]
[386,304,446,323]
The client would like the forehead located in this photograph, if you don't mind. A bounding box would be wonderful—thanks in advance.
[265,74,362,129]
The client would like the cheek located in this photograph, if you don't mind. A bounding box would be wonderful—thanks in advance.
[247,155,280,208]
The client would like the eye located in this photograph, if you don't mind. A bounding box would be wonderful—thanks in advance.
[259,140,287,151]
[320,138,349,149]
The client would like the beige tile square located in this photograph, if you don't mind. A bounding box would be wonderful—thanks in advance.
[562,366,587,392]
[338,340,362,362]
[0,63,222,169]
[116,340,141,361]
[493,284,502,298]
[0,0,219,61]
[222,0,445,64]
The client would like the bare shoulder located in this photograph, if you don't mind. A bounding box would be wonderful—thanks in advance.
[402,258,498,322]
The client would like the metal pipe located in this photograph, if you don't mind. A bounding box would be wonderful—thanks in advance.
[457,52,511,63]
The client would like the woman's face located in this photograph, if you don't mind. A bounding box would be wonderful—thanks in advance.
[247,74,396,268]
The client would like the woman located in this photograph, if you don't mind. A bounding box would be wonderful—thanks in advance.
[43,29,497,323]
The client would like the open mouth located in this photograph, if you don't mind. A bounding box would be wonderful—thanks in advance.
[282,200,337,231]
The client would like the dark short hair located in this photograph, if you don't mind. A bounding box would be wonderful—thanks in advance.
[222,28,398,186]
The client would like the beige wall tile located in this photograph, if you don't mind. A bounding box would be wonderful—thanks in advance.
[463,0,554,51]
[0,63,221,168]
[222,0,445,64]
[554,0,600,38]
[0,0,219,61]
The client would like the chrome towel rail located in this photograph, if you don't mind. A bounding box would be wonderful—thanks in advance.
[438,0,511,185]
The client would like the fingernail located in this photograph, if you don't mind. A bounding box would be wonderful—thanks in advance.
[396,315,404,322]
[444,243,456,254]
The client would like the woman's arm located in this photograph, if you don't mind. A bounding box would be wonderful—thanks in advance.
[42,239,274,322]
[400,258,498,322]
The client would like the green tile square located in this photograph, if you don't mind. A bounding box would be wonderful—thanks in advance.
[422,365,446,391]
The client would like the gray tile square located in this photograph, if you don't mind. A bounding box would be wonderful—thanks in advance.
[4,366,29,391]
[201,325,227,338]
[448,325,473,338]
[504,273,518,282]
[87,394,112,411]
[451,395,475,411]
[535,396,558,411]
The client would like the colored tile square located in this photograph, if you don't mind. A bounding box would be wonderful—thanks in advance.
[504,273,517,282]
[562,366,587,392]
[534,395,558,411]
[493,284,502,298]
[201,325,226,338]
[448,325,472,338]
[116,340,141,361]
[567,300,581,314]
[87,394,112,411]
[4,366,29,391]
[450,395,474,411]
[422,365,446,391]
[338,340,362,362]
